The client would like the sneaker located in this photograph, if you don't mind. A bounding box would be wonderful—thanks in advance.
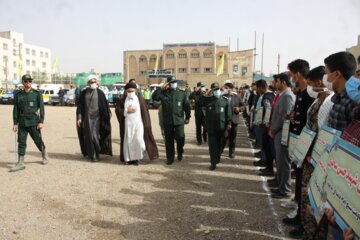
[287,208,298,218]
[281,200,298,209]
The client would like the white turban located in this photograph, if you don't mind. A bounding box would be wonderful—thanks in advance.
[87,74,98,82]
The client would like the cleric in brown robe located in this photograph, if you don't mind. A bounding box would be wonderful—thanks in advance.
[115,82,158,163]
[76,75,112,161]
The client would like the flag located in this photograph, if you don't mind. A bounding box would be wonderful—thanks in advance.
[52,57,59,72]
[217,54,224,76]
[154,55,159,72]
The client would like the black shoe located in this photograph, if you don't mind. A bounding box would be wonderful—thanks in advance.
[177,154,183,161]
[197,142,202,145]
[165,160,173,165]
[209,164,216,171]
[270,188,280,194]
[271,192,291,199]
[229,153,235,158]
[203,137,207,142]
[289,226,304,238]
[259,167,267,172]
[282,216,301,226]
[258,169,274,177]
[133,160,139,166]
[253,160,266,166]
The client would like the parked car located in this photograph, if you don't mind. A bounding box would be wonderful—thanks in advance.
[64,89,76,106]
[0,90,14,104]
[48,89,69,106]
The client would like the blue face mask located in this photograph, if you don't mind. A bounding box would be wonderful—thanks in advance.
[170,82,177,89]
[346,76,360,103]
[213,89,221,98]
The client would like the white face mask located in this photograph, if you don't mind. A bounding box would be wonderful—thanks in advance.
[306,86,319,99]
[322,74,333,91]
[90,83,97,89]
[127,92,136,99]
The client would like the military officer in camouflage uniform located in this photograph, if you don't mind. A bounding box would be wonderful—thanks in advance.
[10,74,48,172]
[200,82,232,170]
[152,76,191,165]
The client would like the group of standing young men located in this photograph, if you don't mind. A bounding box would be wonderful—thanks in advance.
[246,51,360,239]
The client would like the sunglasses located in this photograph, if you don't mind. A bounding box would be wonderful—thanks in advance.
[23,80,32,83]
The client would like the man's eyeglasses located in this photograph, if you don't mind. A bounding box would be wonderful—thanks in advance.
[23,80,32,83]
[89,81,96,84]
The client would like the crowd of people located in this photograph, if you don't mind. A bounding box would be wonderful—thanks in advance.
[242,52,359,239]
[9,50,359,239]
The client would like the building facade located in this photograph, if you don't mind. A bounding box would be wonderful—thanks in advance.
[123,42,253,87]
[0,31,51,87]
[346,35,360,60]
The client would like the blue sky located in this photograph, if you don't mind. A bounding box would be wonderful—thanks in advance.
[1,0,359,74]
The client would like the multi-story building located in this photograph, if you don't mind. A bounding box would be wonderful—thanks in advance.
[346,35,360,60]
[0,30,51,87]
[123,42,253,87]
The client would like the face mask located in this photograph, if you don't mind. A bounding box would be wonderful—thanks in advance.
[345,76,360,102]
[213,89,221,98]
[222,89,229,95]
[322,74,333,91]
[90,83,97,89]
[127,92,136,99]
[170,82,177,89]
[306,86,319,99]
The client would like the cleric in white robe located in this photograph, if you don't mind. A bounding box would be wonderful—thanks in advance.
[115,82,158,165]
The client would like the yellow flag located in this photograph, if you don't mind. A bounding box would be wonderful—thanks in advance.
[154,55,159,72]
[52,57,59,70]
[217,54,224,76]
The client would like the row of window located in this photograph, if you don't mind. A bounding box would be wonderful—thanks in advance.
[139,68,213,75]
[2,43,49,58]
[165,52,213,59]
[2,56,47,68]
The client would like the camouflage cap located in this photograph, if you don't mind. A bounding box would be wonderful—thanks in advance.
[22,74,33,81]
[210,82,220,90]
[167,76,177,83]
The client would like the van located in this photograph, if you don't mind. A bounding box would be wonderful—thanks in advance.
[39,84,65,104]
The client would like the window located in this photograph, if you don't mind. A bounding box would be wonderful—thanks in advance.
[178,68,187,73]
[32,49,36,56]
[32,71,36,76]
[3,43,8,50]
[191,68,199,73]
[191,53,200,58]
[45,52,49,58]
[26,59,30,66]
[32,60,36,66]
[13,61,16,68]
[204,67,212,73]
[13,39,16,46]
[3,56,8,62]
[26,48,30,54]
[42,62,46,68]
[203,52,213,58]
[40,51,43,57]
[150,57,157,62]
[168,68,175,74]
[139,57,146,63]
[178,53,187,59]
[139,70,147,75]
[13,73,17,79]
[166,53,175,59]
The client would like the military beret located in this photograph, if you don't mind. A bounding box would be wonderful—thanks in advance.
[22,74,33,81]
[167,76,177,83]
[210,82,220,90]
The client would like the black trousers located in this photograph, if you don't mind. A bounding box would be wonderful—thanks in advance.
[222,123,238,152]
[164,124,185,162]
[263,130,276,170]
[195,113,207,143]
[208,130,224,165]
